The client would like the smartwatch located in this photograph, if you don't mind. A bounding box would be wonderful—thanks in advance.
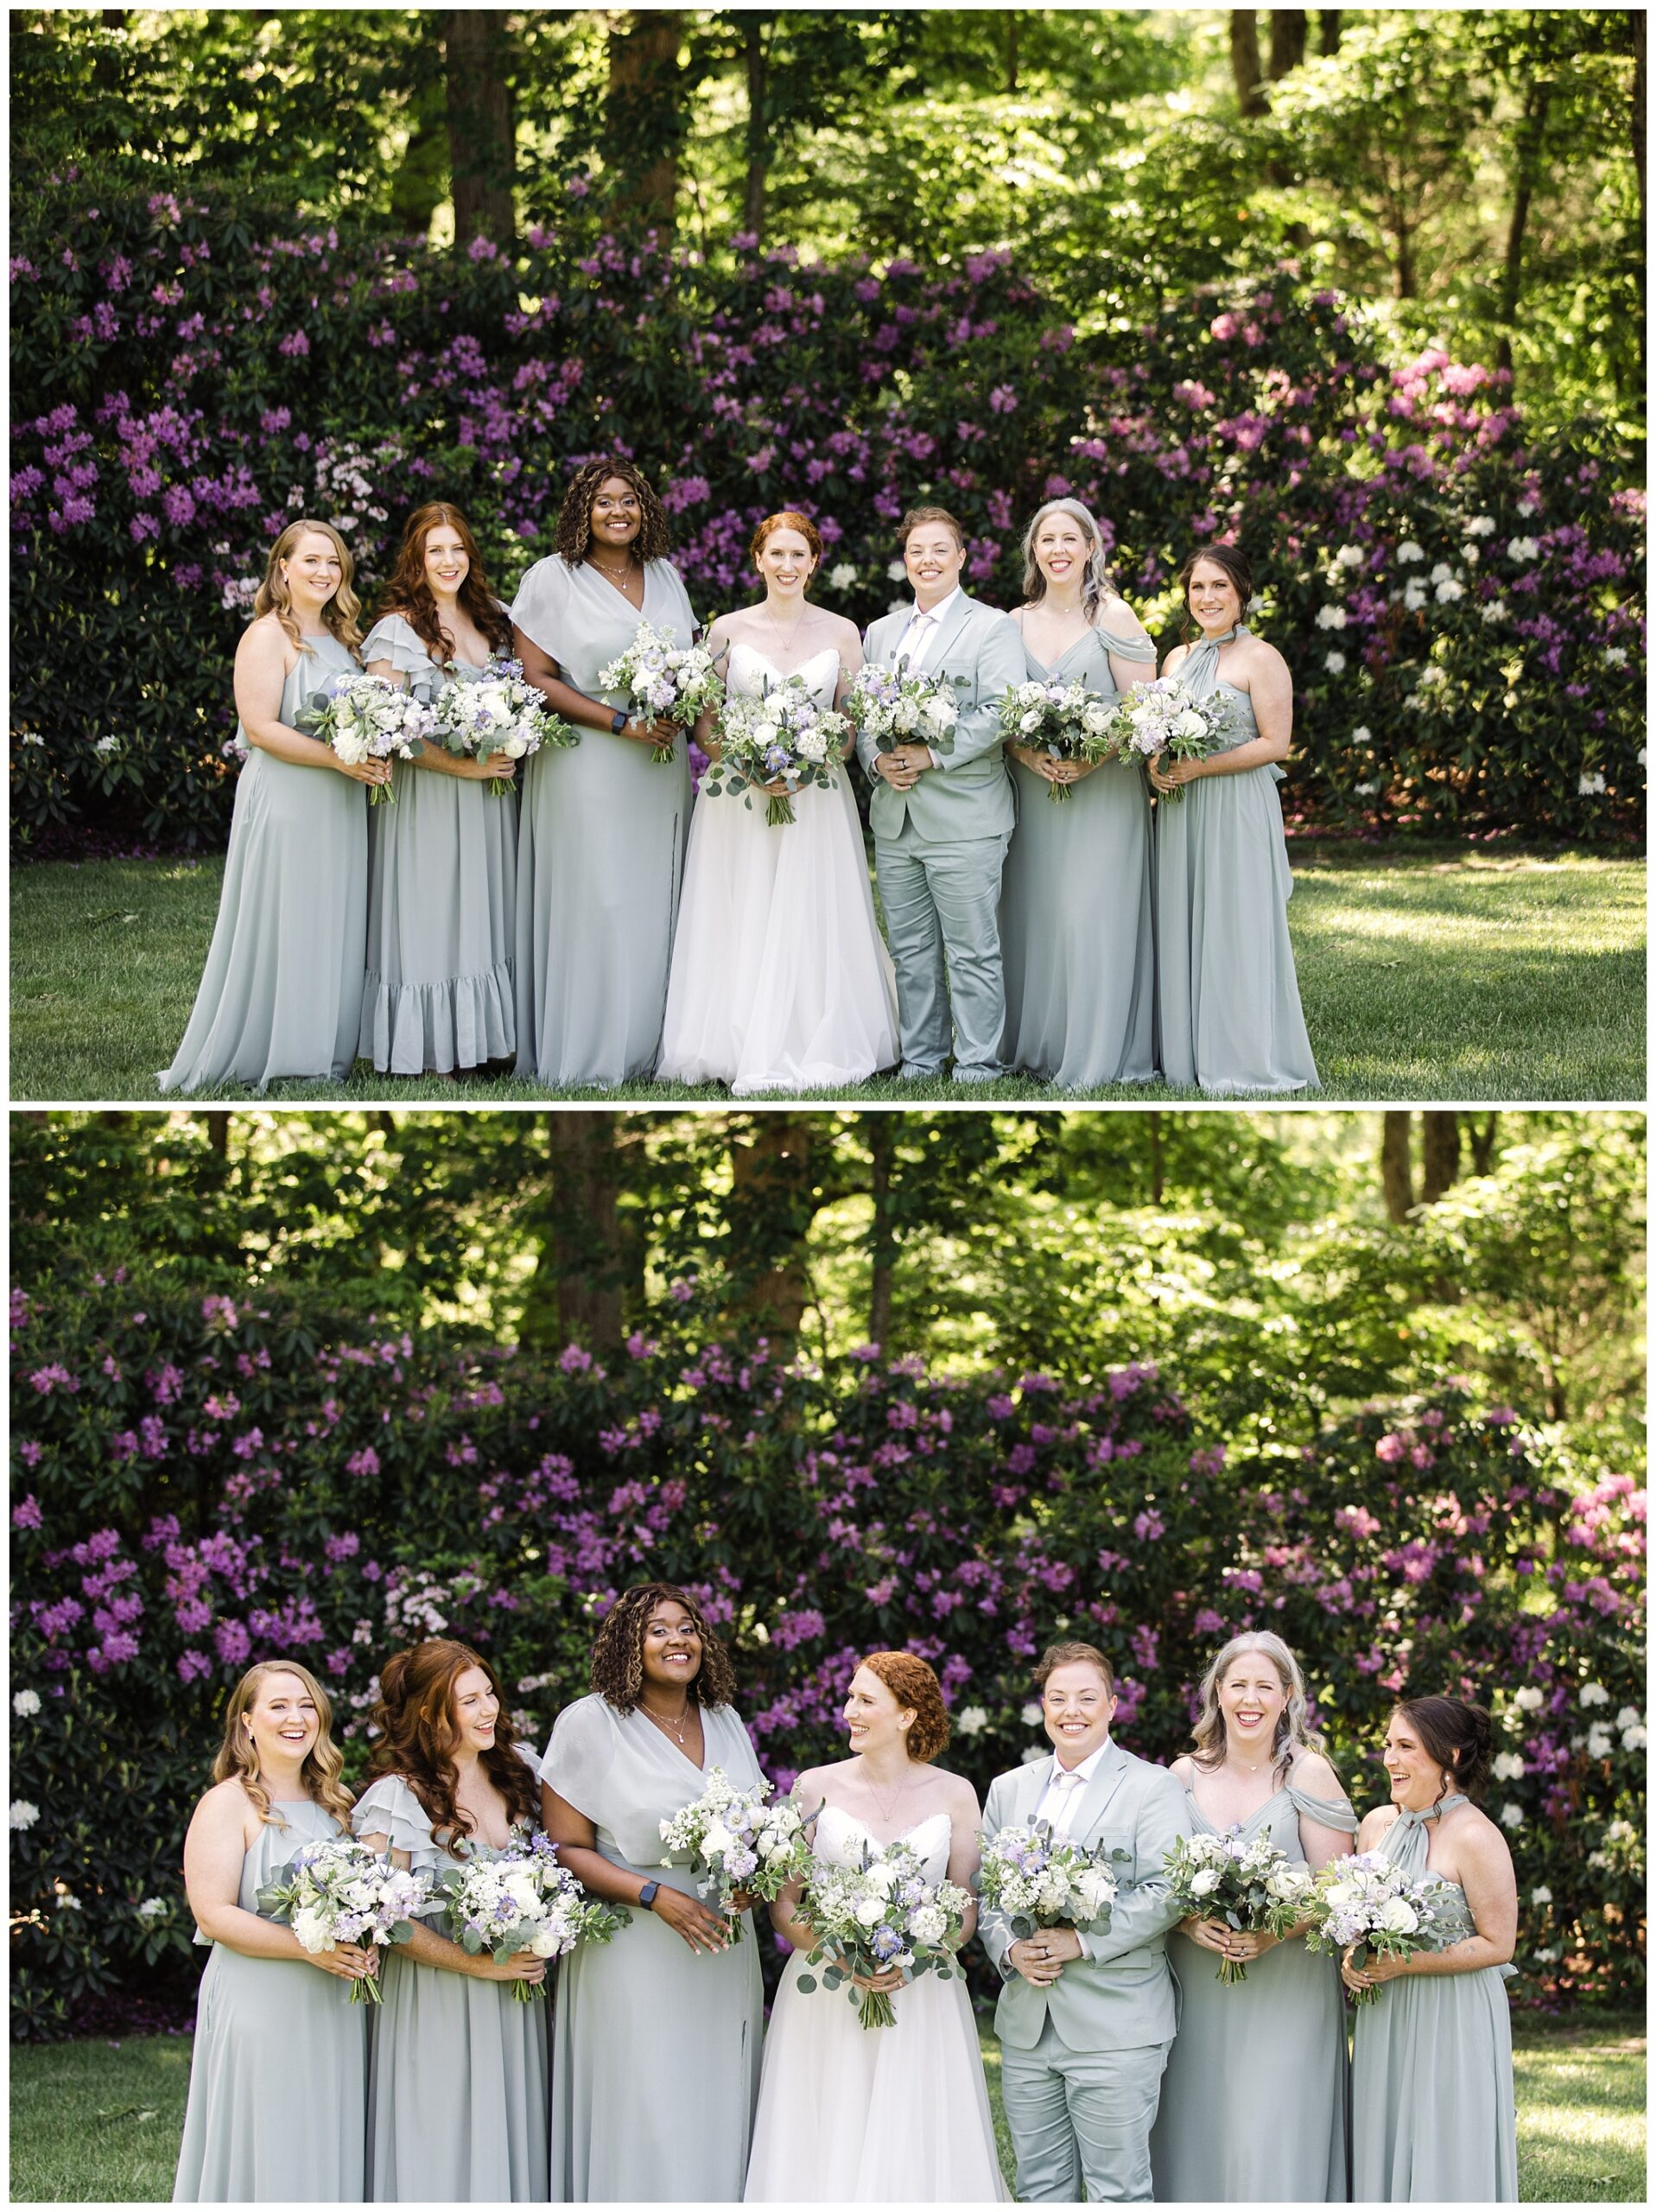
[638,1880,660,1910]
[610,709,629,735]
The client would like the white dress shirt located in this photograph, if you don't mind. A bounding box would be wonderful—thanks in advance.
[1031,1738,1111,1959]
[894,584,963,675]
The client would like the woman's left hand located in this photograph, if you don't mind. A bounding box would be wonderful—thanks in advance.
[1221,1928,1278,1963]
[1342,1944,1406,1993]
[1149,754,1201,794]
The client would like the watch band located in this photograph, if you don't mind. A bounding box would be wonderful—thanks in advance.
[638,1880,660,1909]
[610,709,629,735]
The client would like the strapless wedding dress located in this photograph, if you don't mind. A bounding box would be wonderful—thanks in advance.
[658,643,898,1093]
[742,1806,1007,2203]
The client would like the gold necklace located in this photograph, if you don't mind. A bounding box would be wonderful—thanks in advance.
[861,1758,917,1827]
[640,1698,693,1748]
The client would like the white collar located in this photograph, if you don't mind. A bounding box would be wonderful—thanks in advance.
[907,585,963,631]
[1049,1736,1111,1789]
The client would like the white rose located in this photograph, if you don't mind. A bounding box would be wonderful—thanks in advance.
[864,1860,898,1897]
[751,722,779,752]
[855,1895,887,1929]
[1171,710,1206,740]
[702,1821,735,1859]
[290,1906,332,1954]
[332,728,371,766]
[1376,1897,1418,1935]
[530,1924,564,1958]
[1190,1869,1221,1897]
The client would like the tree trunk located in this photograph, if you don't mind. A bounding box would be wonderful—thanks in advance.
[606,10,683,232]
[444,10,516,248]
[1229,12,1269,116]
[524,1112,634,1355]
[868,1116,896,1350]
[1632,10,1646,249]
[1268,10,1307,78]
[1317,10,1342,54]
[1380,1113,1415,1224]
[1393,208,1415,301]
[1420,1112,1461,1206]
[1148,1112,1164,1206]
[1468,1112,1501,1176]
[1004,12,1021,94]
[742,15,769,240]
[206,1113,229,1160]
[1496,80,1551,376]
[727,1116,815,1339]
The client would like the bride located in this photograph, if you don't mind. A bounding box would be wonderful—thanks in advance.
[657,512,898,1093]
[744,1653,1007,2204]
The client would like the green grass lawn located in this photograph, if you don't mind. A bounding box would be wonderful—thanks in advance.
[9,2011,1645,2202]
[10,843,1644,1103]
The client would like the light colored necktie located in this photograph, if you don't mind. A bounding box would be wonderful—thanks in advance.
[1050,1765,1084,1832]
[901,608,935,671]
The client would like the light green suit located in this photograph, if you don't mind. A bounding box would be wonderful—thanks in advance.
[980,1741,1193,2202]
[857,594,1025,1079]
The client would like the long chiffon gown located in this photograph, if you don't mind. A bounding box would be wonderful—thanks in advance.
[1350,1796,1520,2202]
[352,1765,549,2202]
[358,613,516,1075]
[172,1800,367,2202]
[999,619,1158,1088]
[1153,624,1318,1093]
[543,1694,765,2202]
[658,641,898,1091]
[1150,1770,1358,2202]
[744,1807,1007,2203]
[159,632,366,1094]
[511,556,695,1084]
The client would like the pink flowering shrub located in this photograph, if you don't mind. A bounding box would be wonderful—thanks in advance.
[10,185,1642,850]
[9,1281,1643,2033]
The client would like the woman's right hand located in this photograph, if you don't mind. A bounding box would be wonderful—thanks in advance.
[331,755,394,788]
[649,1885,732,1955]
[311,1941,379,1982]
[474,1951,548,1986]
[457,752,516,783]
[624,715,679,750]
[1180,1914,1235,1955]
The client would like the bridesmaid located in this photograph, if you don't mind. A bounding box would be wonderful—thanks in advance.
[511,458,696,1085]
[541,1582,765,2202]
[160,521,386,1095]
[352,1639,549,2202]
[1348,1697,1520,2202]
[999,499,1158,1088]
[1151,544,1318,1093]
[1150,1631,1357,2203]
[173,1661,371,2201]
[359,505,518,1077]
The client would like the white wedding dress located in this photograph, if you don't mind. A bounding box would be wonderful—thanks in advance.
[743,1807,1008,2204]
[658,643,899,1093]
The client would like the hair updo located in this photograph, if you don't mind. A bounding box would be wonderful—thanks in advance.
[859,1651,950,1764]
[1177,541,1255,641]
[751,511,822,566]
[1393,1695,1494,1802]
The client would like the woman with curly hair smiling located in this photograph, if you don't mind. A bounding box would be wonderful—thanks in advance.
[510,458,698,1085]
[352,1639,549,2201]
[541,1582,766,2201]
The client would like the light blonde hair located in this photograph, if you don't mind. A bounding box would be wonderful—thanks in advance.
[1020,498,1119,622]
[253,519,365,657]
[1189,1631,1325,1777]
[213,1659,355,1831]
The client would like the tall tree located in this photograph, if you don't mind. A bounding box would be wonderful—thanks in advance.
[606,10,685,231]
[1268,11,1308,79]
[520,1112,639,1354]
[444,10,517,247]
[1229,10,1268,116]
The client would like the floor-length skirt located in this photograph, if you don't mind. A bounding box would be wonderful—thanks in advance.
[1350,1966,1519,2202]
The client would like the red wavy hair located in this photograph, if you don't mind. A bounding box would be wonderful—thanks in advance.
[365,1638,539,1842]
[376,504,513,668]
[860,1650,950,1764]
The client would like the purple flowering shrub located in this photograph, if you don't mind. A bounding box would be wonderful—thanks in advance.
[10,182,1643,850]
[10,1281,1643,2034]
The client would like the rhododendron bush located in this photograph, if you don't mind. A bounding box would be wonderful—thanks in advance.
[9,1281,1643,2035]
[10,184,1643,850]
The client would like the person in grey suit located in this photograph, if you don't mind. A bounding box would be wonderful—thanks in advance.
[855,506,1025,1082]
[979,1641,1193,2203]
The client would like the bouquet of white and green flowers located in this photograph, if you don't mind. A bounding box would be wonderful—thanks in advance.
[433,656,578,795]
[1112,675,1232,800]
[994,677,1122,802]
[844,662,965,758]
[703,678,851,827]
[433,1830,626,2001]
[1163,1827,1317,1985]
[293,671,433,804]
[658,1768,814,1941]
[598,622,723,763]
[794,1837,972,2029]
[1302,1849,1456,2005]
[978,1820,1128,1936]
[256,1835,430,2003]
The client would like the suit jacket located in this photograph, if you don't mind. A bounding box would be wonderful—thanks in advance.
[979,1738,1193,2053]
[857,593,1023,844]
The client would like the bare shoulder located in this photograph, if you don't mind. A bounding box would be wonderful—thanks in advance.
[1288,1749,1343,1798]
[810,607,862,647]
[192,1776,257,1836]
[1240,633,1291,680]
[238,612,292,668]
[1161,641,1190,677]
[1445,1799,1510,1866]
[1356,1803,1399,1850]
[1167,1753,1196,1786]
[935,1765,982,1819]
[790,1761,841,1806]
[1099,593,1152,641]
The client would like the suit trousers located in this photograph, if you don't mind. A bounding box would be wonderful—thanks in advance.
[873,822,1010,1078]
[1000,2018,1172,2203]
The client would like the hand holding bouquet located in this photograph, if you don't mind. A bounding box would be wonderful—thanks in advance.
[1163,1827,1317,1985]
[845,662,965,759]
[433,1830,627,2001]
[1303,1850,1453,2005]
[994,678,1122,803]
[704,678,850,827]
[978,1821,1127,1936]
[256,1836,431,2003]
[434,657,577,795]
[294,672,433,804]
[599,623,723,763]
[658,1768,814,1942]
[1113,677,1232,800]
[794,1838,971,2029]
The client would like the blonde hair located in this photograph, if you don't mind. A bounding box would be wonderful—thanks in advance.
[213,1659,355,1831]
[1020,499,1118,622]
[1189,1631,1324,1777]
[253,519,365,657]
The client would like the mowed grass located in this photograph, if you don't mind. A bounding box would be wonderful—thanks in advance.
[10,844,1645,1103]
[10,2011,1645,2202]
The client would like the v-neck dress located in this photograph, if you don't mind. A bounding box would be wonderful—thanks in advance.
[999,620,1158,1088]
[1150,1770,1357,2203]
[542,1693,766,2202]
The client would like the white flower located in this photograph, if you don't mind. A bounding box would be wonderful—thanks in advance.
[1615,1706,1642,1731]
[1516,496,1539,518]
[955,1706,989,1737]
[1460,543,1480,565]
[1395,541,1424,564]
[1403,581,1428,612]
[1190,1868,1221,1897]
[1354,780,1378,797]
[1430,562,1453,584]
[94,734,122,756]
[136,1896,168,1921]
[1466,515,1496,537]
[1492,1752,1526,1782]
[1577,772,1607,795]
[1324,651,1347,674]
[1376,1896,1419,1935]
[1585,1724,1615,1759]
[1021,1701,1044,1726]
[10,1801,41,1830]
[1019,1745,1047,1765]
[55,1889,82,1911]
[1604,645,1627,666]
[854,1894,887,1929]
[1335,543,1366,569]
[1513,1686,1545,1713]
[1506,536,1540,563]
[1530,1885,1553,1906]
[1480,601,1507,624]
[290,1904,332,1953]
[12,1690,41,1717]
[1352,724,1373,745]
[886,559,908,582]
[1434,578,1465,603]
[828,563,858,592]
[907,1904,947,1945]
[1500,1803,1525,1829]
[1315,604,1348,630]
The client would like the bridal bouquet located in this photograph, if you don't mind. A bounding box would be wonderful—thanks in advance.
[845,662,964,757]
[598,622,723,763]
[1162,1827,1317,1985]
[1302,1850,1455,2005]
[795,1838,972,2029]
[255,1836,431,2003]
[433,656,577,796]
[433,1830,627,2001]
[703,678,851,827]
[1112,676,1231,800]
[994,678,1122,803]
[293,672,434,804]
[658,1768,814,1940]
[977,1821,1128,1936]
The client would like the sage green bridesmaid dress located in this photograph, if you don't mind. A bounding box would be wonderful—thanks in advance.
[1350,1796,1520,2202]
[1153,625,1318,1094]
[999,616,1158,1087]
[358,614,517,1075]
[159,632,366,1094]
[173,1800,368,2202]
[1151,1770,1358,2202]
[542,1693,765,2202]
[352,1766,549,2202]
[511,556,696,1084]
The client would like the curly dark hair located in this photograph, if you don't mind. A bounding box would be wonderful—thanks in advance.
[554,457,673,567]
[1393,1695,1494,1803]
[376,503,513,667]
[588,1582,738,1712]
[860,1650,950,1764]
[365,1639,540,1843]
